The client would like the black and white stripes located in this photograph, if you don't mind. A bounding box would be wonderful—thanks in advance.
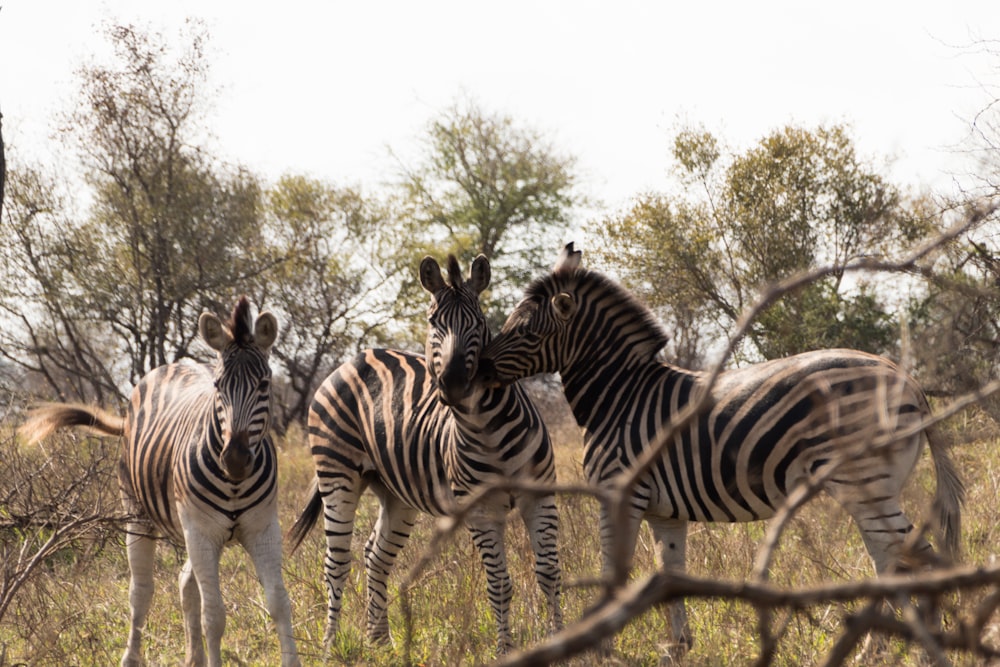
[482,243,964,657]
[288,254,562,655]
[20,297,300,667]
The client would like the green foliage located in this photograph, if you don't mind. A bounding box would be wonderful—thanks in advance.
[907,228,1000,410]
[259,175,400,426]
[598,193,721,365]
[0,23,588,413]
[754,281,896,360]
[0,24,396,418]
[590,123,932,365]
[394,97,582,336]
[0,22,274,402]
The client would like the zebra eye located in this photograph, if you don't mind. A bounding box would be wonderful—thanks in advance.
[257,378,270,391]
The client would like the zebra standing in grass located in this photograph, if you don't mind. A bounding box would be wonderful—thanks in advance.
[288,254,562,655]
[19,297,300,667]
[480,243,964,658]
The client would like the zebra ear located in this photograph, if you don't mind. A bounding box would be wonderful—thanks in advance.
[551,292,577,321]
[553,242,582,275]
[468,254,491,295]
[199,312,232,352]
[419,256,445,294]
[254,311,278,349]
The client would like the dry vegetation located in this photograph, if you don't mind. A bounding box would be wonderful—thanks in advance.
[2,390,1000,667]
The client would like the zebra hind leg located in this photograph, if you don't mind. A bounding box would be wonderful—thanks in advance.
[828,463,935,576]
[363,490,418,645]
[518,493,563,633]
[839,487,943,658]
[646,517,692,662]
[318,476,363,647]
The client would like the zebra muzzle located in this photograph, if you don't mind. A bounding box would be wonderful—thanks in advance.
[438,357,474,407]
[221,432,254,481]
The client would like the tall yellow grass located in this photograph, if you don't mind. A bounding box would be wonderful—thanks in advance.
[2,408,999,666]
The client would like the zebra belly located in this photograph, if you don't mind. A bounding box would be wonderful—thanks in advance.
[633,448,781,524]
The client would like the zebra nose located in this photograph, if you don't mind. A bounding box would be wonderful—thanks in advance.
[438,357,473,407]
[222,431,253,481]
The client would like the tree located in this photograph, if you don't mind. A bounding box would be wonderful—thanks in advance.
[394,98,582,335]
[0,22,279,402]
[906,41,1000,409]
[257,175,400,426]
[908,237,1000,409]
[0,165,125,403]
[590,124,935,366]
[64,22,278,382]
[1,106,6,223]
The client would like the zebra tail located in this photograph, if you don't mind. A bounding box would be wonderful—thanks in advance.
[18,402,126,445]
[287,476,322,555]
[927,423,965,560]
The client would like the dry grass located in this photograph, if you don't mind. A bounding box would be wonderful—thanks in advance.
[3,406,1000,666]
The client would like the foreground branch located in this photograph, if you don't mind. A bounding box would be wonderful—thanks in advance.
[495,562,1000,667]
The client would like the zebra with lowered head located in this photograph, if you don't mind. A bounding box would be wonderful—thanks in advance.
[480,242,964,659]
[19,297,300,667]
[288,254,562,655]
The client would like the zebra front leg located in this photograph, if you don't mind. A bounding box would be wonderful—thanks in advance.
[179,558,205,667]
[647,517,692,660]
[595,503,644,657]
[183,525,225,667]
[121,527,157,667]
[519,493,563,632]
[363,494,417,644]
[468,518,514,655]
[243,517,301,666]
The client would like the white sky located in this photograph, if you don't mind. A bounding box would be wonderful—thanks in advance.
[2,0,998,220]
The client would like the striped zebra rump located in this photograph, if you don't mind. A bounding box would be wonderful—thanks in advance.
[592,350,932,525]
[308,348,454,515]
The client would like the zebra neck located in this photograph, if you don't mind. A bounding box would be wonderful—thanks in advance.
[562,360,698,432]
[445,385,523,452]
[204,408,228,457]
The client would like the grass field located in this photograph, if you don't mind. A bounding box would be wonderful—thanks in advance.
[3,405,1000,666]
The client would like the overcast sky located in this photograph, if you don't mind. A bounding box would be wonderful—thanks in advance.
[2,1,998,219]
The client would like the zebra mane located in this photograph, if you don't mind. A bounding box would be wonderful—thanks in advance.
[229,296,254,346]
[527,266,671,360]
[446,255,463,288]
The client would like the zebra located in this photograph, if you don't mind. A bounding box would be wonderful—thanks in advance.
[18,297,300,667]
[288,254,562,655]
[479,242,964,658]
